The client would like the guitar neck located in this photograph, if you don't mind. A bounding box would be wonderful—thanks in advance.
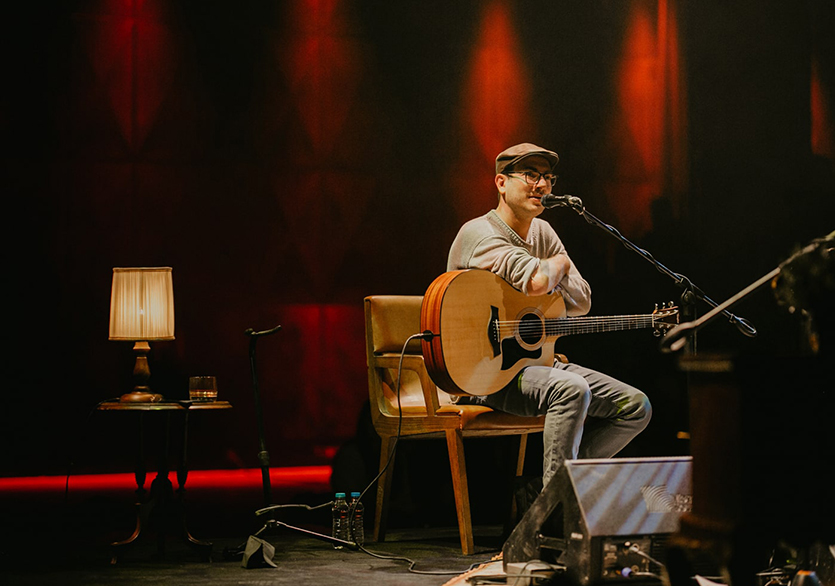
[545,314,657,337]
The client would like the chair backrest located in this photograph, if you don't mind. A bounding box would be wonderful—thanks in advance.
[364,295,452,420]
[365,295,424,356]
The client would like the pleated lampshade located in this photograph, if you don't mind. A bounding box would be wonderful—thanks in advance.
[109,267,175,341]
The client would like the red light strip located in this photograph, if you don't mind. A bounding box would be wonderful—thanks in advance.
[0,466,332,494]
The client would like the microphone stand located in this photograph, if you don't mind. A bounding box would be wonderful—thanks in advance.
[660,234,833,354]
[559,199,757,352]
[245,324,283,508]
[227,324,357,561]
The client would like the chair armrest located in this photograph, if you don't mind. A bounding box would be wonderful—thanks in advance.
[371,354,443,414]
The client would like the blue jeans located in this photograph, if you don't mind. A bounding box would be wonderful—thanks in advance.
[465,362,651,486]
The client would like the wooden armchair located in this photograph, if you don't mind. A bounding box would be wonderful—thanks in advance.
[363,295,545,555]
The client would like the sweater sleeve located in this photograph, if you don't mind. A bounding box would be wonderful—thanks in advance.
[539,224,591,316]
[453,233,541,295]
[447,213,591,313]
[552,256,592,316]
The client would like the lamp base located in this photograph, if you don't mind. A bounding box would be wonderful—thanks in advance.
[119,391,164,403]
[121,342,164,403]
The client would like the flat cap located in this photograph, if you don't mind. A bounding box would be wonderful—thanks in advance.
[495,143,559,175]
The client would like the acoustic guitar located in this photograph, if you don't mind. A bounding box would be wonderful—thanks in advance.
[420,269,679,396]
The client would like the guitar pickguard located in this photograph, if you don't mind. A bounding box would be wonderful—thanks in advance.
[500,337,541,370]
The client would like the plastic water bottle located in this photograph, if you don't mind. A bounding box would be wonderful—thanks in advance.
[348,491,364,545]
[332,492,349,549]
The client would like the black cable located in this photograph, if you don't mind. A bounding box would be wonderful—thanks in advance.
[240,328,484,575]
[254,331,423,525]
[348,332,483,575]
[627,541,665,568]
[252,330,487,576]
[255,501,333,516]
[355,542,488,576]
[347,332,424,532]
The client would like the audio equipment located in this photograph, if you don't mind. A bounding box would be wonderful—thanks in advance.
[503,457,693,585]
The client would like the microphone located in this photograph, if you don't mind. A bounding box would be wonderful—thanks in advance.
[541,193,583,209]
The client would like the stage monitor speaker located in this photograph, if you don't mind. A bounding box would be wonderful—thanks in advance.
[503,457,692,585]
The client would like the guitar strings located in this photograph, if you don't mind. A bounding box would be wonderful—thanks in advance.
[494,318,654,330]
[494,314,668,336]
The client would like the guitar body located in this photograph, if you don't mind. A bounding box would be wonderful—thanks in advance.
[421,270,567,396]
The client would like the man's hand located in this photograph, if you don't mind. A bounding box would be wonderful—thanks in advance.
[529,255,571,296]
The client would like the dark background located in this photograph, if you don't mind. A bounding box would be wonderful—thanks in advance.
[3,0,832,506]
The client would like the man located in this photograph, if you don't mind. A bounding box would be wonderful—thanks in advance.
[447,143,651,488]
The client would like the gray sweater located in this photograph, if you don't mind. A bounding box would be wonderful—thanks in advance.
[447,210,592,316]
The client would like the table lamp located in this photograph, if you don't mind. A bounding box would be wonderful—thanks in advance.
[109,267,175,402]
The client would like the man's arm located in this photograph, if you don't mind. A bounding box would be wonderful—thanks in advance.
[529,255,570,296]
[448,215,591,315]
[531,254,592,316]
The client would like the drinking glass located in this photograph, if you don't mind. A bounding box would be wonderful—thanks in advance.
[189,376,218,402]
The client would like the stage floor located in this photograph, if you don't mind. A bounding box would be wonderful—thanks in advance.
[0,525,505,586]
[4,467,829,586]
[0,468,506,586]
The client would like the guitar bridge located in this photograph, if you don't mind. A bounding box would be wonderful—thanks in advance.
[489,306,501,358]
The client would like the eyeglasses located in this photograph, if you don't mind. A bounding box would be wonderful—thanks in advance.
[508,171,559,187]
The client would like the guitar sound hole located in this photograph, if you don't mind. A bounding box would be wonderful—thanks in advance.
[518,313,544,346]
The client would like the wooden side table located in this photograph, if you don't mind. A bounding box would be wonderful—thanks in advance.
[97,400,233,563]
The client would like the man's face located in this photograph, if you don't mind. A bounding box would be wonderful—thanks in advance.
[496,156,553,219]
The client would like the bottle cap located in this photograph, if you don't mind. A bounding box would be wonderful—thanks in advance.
[350,492,361,497]
[335,492,346,498]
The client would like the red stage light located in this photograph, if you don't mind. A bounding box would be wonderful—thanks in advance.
[0,466,332,495]
[453,0,533,223]
[811,54,833,158]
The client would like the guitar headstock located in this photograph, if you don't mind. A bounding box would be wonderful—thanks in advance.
[652,302,680,336]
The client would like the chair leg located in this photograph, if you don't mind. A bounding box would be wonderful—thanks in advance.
[445,429,475,555]
[373,436,397,543]
[506,433,530,535]
[516,433,528,477]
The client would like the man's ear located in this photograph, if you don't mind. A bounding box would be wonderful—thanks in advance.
[495,173,507,194]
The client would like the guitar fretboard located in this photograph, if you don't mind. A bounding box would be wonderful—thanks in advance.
[496,314,658,339]
[547,314,657,336]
